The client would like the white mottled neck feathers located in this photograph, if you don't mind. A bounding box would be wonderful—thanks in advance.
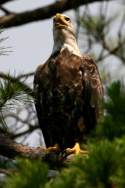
[52,29,81,57]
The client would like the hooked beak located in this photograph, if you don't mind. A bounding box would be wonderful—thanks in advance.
[53,13,69,28]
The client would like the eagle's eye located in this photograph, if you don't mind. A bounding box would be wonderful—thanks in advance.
[65,17,70,22]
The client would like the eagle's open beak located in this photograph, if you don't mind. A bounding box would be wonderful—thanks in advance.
[53,13,69,28]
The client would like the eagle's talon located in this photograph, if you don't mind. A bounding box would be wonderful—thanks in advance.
[46,144,60,154]
[65,142,81,155]
[64,142,88,156]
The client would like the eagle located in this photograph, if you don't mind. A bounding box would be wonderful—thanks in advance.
[34,13,103,154]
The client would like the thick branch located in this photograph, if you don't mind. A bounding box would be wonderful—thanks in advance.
[0,6,11,15]
[0,134,47,159]
[0,0,112,28]
[0,134,81,168]
[0,0,14,5]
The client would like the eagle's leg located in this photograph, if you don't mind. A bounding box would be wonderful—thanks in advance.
[65,142,88,155]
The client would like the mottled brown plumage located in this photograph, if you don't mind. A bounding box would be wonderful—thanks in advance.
[34,13,103,150]
[34,49,103,149]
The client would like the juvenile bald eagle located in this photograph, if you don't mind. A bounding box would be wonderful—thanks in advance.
[34,13,103,153]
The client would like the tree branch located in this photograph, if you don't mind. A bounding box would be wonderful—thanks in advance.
[0,134,47,159]
[0,134,82,170]
[0,6,11,15]
[0,0,15,5]
[0,0,112,28]
[0,134,88,166]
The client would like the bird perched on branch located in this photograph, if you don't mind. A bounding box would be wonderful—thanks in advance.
[34,13,103,154]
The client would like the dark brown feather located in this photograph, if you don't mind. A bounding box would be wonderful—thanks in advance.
[34,49,103,149]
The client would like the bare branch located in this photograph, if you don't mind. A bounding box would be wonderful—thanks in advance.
[0,0,15,5]
[0,134,84,165]
[0,0,112,28]
[11,125,39,139]
[97,36,125,62]
[0,6,11,15]
[17,72,34,79]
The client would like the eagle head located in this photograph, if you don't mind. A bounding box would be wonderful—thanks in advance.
[52,13,81,56]
[53,13,75,33]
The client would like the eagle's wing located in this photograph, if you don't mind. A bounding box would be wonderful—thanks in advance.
[34,51,103,148]
[34,61,52,147]
[81,54,103,119]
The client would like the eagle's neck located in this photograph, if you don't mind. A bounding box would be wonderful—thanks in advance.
[52,34,81,57]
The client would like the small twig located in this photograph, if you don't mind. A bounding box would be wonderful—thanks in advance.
[10,125,39,139]
[97,36,125,62]
[17,72,34,79]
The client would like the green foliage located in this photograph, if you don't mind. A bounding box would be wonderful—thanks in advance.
[80,15,105,40]
[0,75,33,133]
[96,81,125,140]
[2,139,125,188]
[45,138,125,188]
[4,159,48,188]
[111,137,125,188]
[0,78,30,109]
[0,30,33,133]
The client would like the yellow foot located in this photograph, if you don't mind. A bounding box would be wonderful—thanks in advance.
[65,142,88,155]
[46,144,60,154]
